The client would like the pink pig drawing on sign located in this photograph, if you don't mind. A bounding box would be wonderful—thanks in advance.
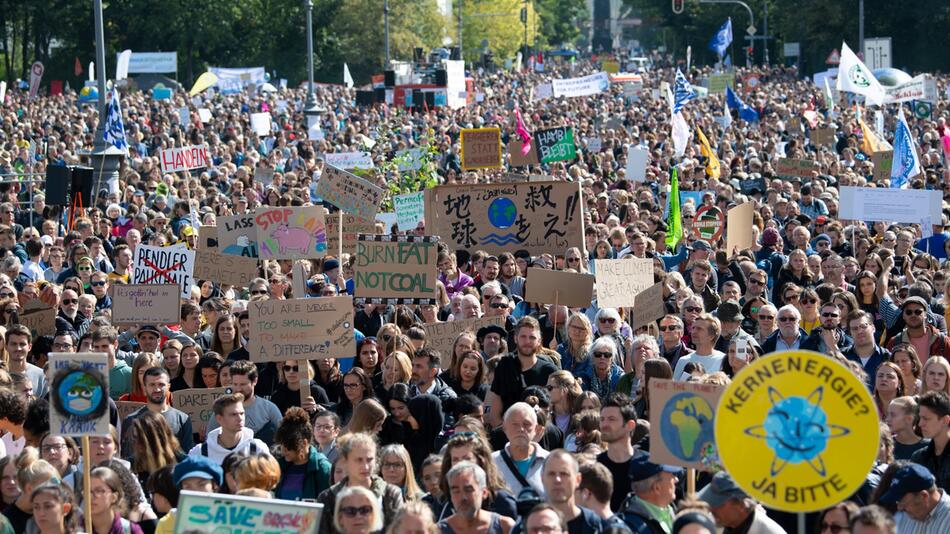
[270,224,314,255]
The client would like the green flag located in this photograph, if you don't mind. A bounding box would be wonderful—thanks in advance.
[666,167,683,250]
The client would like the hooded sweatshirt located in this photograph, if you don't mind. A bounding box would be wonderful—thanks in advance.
[188,427,270,463]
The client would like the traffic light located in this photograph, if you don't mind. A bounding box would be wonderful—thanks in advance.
[747,46,753,56]
[520,7,527,22]
[672,0,684,14]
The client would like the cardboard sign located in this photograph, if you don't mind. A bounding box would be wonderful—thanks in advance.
[198,225,218,250]
[19,305,56,337]
[253,166,275,187]
[775,158,819,178]
[691,205,725,243]
[394,191,425,231]
[218,213,258,257]
[594,258,653,308]
[839,186,941,223]
[631,282,666,330]
[175,490,323,534]
[726,202,756,255]
[508,139,540,167]
[111,284,180,325]
[497,172,528,183]
[423,316,506,356]
[626,146,649,182]
[649,379,724,471]
[247,297,355,362]
[316,165,384,220]
[425,181,584,255]
[707,73,736,94]
[193,250,260,287]
[172,387,231,435]
[354,235,439,303]
[255,206,328,260]
[116,401,146,422]
[159,145,210,174]
[327,214,376,255]
[810,127,835,146]
[716,351,879,512]
[132,244,196,300]
[325,151,374,170]
[534,127,577,163]
[460,128,502,170]
[49,353,110,437]
[872,150,893,182]
[524,268,594,307]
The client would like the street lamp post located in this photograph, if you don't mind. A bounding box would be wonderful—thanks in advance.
[384,0,390,66]
[304,0,321,115]
[90,0,123,201]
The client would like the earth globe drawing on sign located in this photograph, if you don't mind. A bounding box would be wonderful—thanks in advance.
[660,392,716,462]
[488,198,517,228]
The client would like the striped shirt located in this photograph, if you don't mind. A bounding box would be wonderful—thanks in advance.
[895,490,950,534]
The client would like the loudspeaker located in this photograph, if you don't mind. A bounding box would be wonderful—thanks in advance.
[45,165,70,206]
[412,92,426,108]
[356,90,375,106]
[424,92,436,107]
[384,70,395,87]
[374,87,386,101]
[435,69,447,86]
[450,47,461,60]
[71,166,94,207]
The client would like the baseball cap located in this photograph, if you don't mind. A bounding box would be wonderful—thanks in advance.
[901,296,930,311]
[696,471,749,508]
[173,456,224,487]
[137,325,161,337]
[628,452,684,482]
[879,463,935,504]
[688,241,713,252]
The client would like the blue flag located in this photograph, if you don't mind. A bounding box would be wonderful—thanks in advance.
[890,106,921,188]
[726,86,759,122]
[673,69,696,114]
[102,89,128,154]
[709,18,733,58]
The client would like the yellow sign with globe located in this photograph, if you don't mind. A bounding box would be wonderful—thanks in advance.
[648,379,724,471]
[715,350,879,512]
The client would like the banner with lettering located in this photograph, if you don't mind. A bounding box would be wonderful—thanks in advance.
[159,145,210,174]
[255,207,328,260]
[534,127,577,164]
[132,243,196,299]
[354,235,439,304]
[247,297,355,362]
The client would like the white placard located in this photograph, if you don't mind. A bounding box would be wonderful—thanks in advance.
[626,145,649,182]
[122,51,177,74]
[551,72,610,98]
[197,108,212,123]
[533,83,553,101]
[250,112,271,136]
[839,186,941,223]
[325,151,374,169]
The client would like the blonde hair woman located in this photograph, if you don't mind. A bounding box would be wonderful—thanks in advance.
[345,399,388,435]
[546,371,583,436]
[271,360,325,415]
[378,444,424,501]
[558,312,593,375]
[921,356,950,395]
[380,351,412,399]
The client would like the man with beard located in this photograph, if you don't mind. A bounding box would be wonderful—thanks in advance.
[486,317,558,428]
[120,367,194,457]
[55,288,90,337]
[438,461,515,534]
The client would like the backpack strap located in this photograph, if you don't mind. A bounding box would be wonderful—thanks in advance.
[499,449,532,490]
[201,442,209,456]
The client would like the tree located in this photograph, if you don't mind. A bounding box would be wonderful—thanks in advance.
[458,0,539,62]
[535,0,587,48]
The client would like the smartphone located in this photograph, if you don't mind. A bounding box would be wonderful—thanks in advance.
[736,339,749,362]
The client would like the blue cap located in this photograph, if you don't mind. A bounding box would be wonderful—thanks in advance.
[173,456,224,487]
[628,452,684,482]
[696,471,749,508]
[879,463,935,504]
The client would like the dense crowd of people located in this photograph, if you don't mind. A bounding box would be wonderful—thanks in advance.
[0,49,946,533]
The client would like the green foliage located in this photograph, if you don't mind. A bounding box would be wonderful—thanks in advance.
[534,0,588,48]
[459,0,540,62]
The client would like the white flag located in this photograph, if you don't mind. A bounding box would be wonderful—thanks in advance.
[343,63,354,89]
[672,111,690,158]
[836,42,886,106]
[88,62,95,82]
[116,50,132,81]
[720,94,732,129]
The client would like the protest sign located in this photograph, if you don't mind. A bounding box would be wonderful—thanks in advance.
[775,158,819,178]
[460,128,502,170]
[49,353,110,437]
[507,139,540,167]
[325,151,374,169]
[872,150,893,181]
[197,108,213,123]
[738,176,767,195]
[534,127,577,163]
[423,316,506,356]
[691,205,725,243]
[810,127,835,146]
[884,74,937,104]
[253,166,274,187]
[533,83,553,101]
[124,51,177,73]
[116,401,145,422]
[111,284,180,325]
[217,213,258,257]
[425,181,584,255]
[726,202,756,255]
[395,147,426,171]
[132,244,195,300]
[839,186,941,223]
[193,249,260,287]
[394,191,425,231]
[172,387,231,434]
[707,72,735,94]
[248,297,355,362]
[524,268,594,307]
[594,258,653,308]
[626,146,649,182]
[327,214,376,255]
[250,112,271,136]
[316,165,384,220]
[159,145,209,174]
[552,71,610,98]
[175,490,323,534]
[354,235,439,303]
[649,379,724,471]
[716,350,879,512]
[19,305,56,337]
[255,206,328,260]
[587,137,603,152]
[631,282,666,330]
[497,172,528,183]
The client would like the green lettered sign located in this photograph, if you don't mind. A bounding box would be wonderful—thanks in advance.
[534,127,577,164]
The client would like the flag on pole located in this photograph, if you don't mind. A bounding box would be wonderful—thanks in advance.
[823,77,835,112]
[102,89,129,155]
[720,95,732,129]
[890,106,921,188]
[859,117,890,155]
[696,127,720,178]
[672,69,697,113]
[836,41,886,106]
[74,57,83,77]
[672,111,690,157]
[343,63,354,89]
[666,167,683,250]
[709,18,733,58]
[726,86,759,122]
[515,109,532,156]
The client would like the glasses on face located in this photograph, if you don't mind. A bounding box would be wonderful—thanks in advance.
[250,289,268,296]
[0,292,13,299]
[91,281,106,287]
[821,312,840,318]
[61,299,78,305]
[904,308,925,316]
[567,257,580,263]
[593,352,613,359]
[41,444,67,454]
[341,506,373,517]
[314,424,336,431]
[283,365,298,373]
[78,267,92,272]
[490,303,507,309]
[749,279,765,285]
[779,316,797,323]
[684,306,703,313]
[784,294,800,301]
[599,318,616,324]
[658,325,680,331]
[802,298,818,305]
[90,488,113,497]
[343,382,362,389]
[758,315,775,321]
[820,523,848,534]
[382,462,404,470]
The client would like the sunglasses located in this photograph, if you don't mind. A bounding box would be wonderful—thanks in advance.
[658,325,679,331]
[567,257,580,262]
[778,317,798,323]
[749,279,766,285]
[490,303,507,309]
[684,306,703,313]
[250,290,268,295]
[341,506,373,517]
[283,365,299,372]
[784,294,800,300]
[599,318,616,324]
[78,267,92,272]
[821,312,839,318]
[820,523,848,534]
[904,308,925,316]
[802,298,818,304]
[593,352,613,359]
[62,299,78,305]
[91,281,106,287]
[0,293,13,299]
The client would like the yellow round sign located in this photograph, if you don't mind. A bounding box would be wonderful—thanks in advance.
[715,350,879,512]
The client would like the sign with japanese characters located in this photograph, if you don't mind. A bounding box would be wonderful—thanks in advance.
[424,181,584,255]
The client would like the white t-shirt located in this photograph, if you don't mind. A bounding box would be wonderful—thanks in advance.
[673,350,726,380]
